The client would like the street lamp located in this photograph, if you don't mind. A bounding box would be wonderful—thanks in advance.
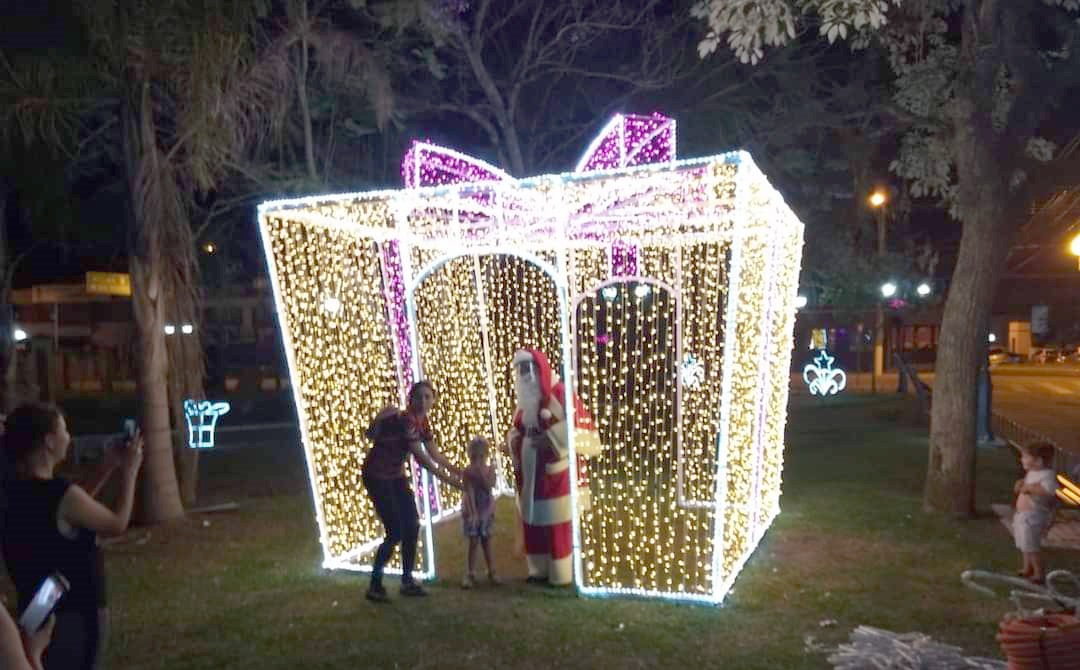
[916,282,931,297]
[988,333,997,343]
[881,282,897,298]
[869,188,890,393]
[181,324,194,335]
[795,295,808,309]
[203,242,217,255]
[164,324,176,335]
[12,328,27,342]
[1070,233,1080,270]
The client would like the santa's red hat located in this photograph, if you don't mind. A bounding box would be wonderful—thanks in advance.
[512,348,602,457]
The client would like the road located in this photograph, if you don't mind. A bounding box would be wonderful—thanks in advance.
[807,365,1080,452]
[990,364,1080,451]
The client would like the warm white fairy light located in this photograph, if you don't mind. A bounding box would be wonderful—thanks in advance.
[258,114,804,604]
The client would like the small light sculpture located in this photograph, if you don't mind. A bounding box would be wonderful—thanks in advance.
[183,399,231,449]
[803,350,847,397]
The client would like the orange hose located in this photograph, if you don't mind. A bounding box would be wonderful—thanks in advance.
[997,614,1080,669]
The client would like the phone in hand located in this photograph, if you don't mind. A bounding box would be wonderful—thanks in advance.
[18,573,68,633]
[122,419,136,439]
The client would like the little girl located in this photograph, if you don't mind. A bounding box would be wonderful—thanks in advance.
[461,436,499,588]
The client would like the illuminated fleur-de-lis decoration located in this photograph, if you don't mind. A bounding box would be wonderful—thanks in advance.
[1057,473,1080,507]
[681,353,706,389]
[183,399,232,449]
[802,350,847,397]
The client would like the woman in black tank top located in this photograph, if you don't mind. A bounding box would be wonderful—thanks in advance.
[1,403,144,670]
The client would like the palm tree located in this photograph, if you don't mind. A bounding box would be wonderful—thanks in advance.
[100,1,294,520]
[3,1,293,521]
[4,0,397,520]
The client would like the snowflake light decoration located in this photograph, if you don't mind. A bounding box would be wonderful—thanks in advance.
[681,353,706,389]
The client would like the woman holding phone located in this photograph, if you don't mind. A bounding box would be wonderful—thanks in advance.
[0,403,143,670]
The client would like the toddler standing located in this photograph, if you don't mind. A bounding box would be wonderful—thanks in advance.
[1013,441,1058,583]
[461,437,499,588]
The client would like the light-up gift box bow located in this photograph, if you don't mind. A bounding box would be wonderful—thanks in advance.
[258,112,805,605]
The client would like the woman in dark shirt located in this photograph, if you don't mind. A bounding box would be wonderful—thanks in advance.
[363,381,462,603]
[1,403,144,670]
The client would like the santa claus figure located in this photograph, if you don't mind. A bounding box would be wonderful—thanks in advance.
[505,348,602,586]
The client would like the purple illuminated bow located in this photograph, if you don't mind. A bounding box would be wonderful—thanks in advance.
[387,113,676,518]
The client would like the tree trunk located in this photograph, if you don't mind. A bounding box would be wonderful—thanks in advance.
[0,181,12,412]
[296,54,317,180]
[170,313,204,507]
[459,37,526,175]
[170,370,197,505]
[130,254,184,522]
[923,45,1016,514]
[296,0,318,182]
[125,86,186,524]
[923,209,1011,514]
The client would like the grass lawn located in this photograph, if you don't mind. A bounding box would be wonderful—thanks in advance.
[14,394,1062,668]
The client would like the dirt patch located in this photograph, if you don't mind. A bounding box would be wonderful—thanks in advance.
[769,529,892,570]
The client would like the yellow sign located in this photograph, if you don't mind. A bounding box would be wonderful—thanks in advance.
[85,272,132,297]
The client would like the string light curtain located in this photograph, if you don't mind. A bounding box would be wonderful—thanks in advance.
[257,113,804,603]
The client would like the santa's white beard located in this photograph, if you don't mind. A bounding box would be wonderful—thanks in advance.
[515,375,542,431]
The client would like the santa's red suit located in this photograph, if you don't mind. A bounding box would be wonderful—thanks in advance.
[506,349,602,586]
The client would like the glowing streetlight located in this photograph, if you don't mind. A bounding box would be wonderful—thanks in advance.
[164,324,176,335]
[795,295,808,309]
[1070,233,1080,270]
[12,328,27,342]
[869,187,890,394]
[988,333,997,343]
[916,282,931,297]
[203,242,217,255]
[181,324,194,335]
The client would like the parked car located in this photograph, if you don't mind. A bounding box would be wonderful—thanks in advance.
[989,348,1024,365]
[1030,346,1066,364]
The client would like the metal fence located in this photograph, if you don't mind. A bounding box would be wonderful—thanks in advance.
[989,412,1080,474]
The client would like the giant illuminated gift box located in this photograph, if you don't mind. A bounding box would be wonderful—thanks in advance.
[257,113,804,605]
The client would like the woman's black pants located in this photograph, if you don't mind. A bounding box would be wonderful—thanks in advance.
[363,475,419,586]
